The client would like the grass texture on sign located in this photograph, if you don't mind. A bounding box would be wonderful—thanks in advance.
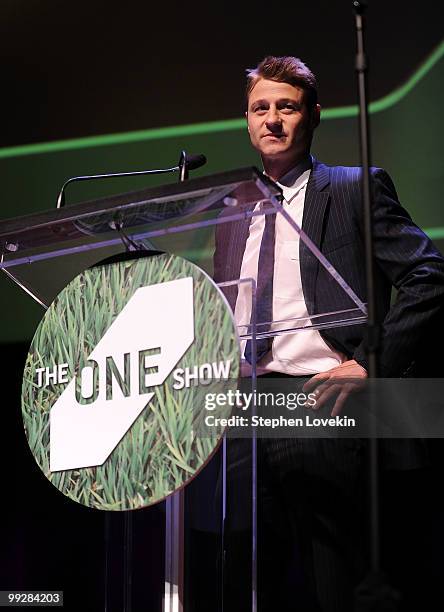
[21,254,239,510]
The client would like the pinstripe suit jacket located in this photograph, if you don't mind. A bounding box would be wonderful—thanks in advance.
[213,158,444,377]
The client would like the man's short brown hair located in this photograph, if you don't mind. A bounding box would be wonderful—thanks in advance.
[246,56,318,110]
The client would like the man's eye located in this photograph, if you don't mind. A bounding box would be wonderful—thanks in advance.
[282,103,297,111]
[254,106,267,113]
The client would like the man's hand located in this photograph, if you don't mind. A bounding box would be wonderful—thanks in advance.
[302,360,368,417]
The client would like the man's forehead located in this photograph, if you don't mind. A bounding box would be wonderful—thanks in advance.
[248,78,304,102]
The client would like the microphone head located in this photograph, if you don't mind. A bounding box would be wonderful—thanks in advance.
[186,153,207,171]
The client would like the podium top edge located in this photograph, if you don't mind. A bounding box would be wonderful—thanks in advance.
[0,166,280,238]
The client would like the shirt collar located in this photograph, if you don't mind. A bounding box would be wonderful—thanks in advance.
[275,156,312,204]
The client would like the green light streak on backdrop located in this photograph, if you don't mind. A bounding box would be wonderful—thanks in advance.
[424,227,444,240]
[0,40,442,160]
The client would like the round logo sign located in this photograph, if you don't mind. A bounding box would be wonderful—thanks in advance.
[22,252,240,510]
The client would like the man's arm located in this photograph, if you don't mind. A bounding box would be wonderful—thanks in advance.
[304,168,444,414]
[352,168,444,377]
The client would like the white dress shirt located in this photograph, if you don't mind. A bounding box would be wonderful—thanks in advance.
[235,165,345,375]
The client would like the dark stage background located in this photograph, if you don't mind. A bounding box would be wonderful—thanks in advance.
[1,1,443,610]
[1,0,443,146]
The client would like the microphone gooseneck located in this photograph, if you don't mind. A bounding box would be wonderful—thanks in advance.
[56,151,207,208]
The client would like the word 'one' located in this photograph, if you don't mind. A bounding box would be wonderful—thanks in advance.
[35,351,232,403]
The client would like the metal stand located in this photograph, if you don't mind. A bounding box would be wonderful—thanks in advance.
[353,0,381,574]
[353,3,400,609]
[164,492,184,612]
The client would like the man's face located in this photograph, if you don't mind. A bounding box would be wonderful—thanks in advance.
[246,78,319,165]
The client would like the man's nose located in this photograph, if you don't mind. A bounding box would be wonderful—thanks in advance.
[265,108,282,130]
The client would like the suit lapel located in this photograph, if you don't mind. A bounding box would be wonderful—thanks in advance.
[300,159,331,313]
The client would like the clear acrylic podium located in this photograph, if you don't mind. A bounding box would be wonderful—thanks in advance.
[0,167,367,611]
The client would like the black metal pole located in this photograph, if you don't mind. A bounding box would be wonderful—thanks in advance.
[353,0,381,573]
[123,512,133,612]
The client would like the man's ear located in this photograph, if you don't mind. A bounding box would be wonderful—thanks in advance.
[245,110,250,134]
[311,104,321,129]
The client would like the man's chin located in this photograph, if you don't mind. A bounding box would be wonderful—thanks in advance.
[259,143,289,156]
[260,147,292,161]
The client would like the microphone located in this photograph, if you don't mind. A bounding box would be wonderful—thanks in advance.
[178,151,207,181]
[56,150,207,208]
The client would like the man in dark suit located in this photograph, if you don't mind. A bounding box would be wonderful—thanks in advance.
[215,55,444,386]
[213,56,444,611]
